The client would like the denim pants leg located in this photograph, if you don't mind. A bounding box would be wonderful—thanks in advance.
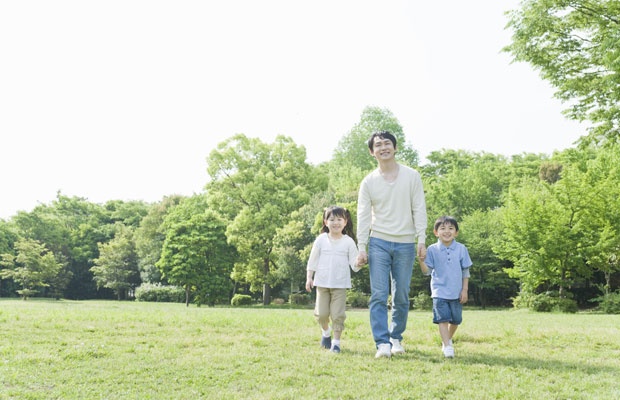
[389,241,415,341]
[368,237,415,346]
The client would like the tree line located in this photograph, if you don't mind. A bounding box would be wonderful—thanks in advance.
[1,106,619,312]
[2,0,619,311]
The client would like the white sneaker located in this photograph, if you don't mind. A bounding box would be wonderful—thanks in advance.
[443,345,455,358]
[375,343,392,358]
[390,338,405,355]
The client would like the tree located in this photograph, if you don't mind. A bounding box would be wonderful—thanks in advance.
[332,106,419,171]
[0,238,63,299]
[504,0,620,145]
[206,134,327,304]
[91,224,140,300]
[134,195,184,284]
[157,195,235,306]
[459,209,518,308]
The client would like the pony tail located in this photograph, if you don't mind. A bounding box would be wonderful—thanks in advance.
[343,208,357,244]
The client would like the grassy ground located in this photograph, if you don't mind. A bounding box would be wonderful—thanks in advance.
[0,299,618,399]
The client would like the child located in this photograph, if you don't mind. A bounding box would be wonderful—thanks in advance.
[419,216,472,358]
[306,206,360,353]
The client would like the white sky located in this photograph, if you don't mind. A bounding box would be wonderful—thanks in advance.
[0,0,585,220]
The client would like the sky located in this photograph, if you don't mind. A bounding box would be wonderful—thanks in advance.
[0,0,586,220]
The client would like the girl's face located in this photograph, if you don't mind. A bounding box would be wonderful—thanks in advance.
[325,214,346,235]
[434,223,458,245]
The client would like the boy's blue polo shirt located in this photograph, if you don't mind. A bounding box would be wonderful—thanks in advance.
[424,239,472,299]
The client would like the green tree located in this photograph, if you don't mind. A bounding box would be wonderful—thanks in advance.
[91,224,140,300]
[332,106,419,171]
[157,195,235,307]
[505,0,620,145]
[0,238,63,299]
[459,209,518,308]
[206,134,327,305]
[134,195,184,284]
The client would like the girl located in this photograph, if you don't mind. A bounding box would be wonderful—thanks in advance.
[306,206,360,353]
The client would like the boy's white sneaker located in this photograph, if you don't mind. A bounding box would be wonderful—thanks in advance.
[390,338,405,354]
[442,345,455,358]
[375,343,392,358]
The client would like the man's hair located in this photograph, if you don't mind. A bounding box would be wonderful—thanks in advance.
[434,216,459,231]
[367,131,397,151]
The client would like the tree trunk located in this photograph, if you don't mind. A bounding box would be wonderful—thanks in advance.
[262,257,271,305]
[185,286,190,307]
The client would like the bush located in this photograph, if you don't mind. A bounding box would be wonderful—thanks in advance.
[231,294,253,306]
[531,293,555,312]
[411,292,432,310]
[592,291,620,314]
[347,291,369,308]
[289,293,310,305]
[556,297,578,313]
[135,283,185,303]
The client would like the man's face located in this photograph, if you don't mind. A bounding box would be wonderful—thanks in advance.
[370,137,395,160]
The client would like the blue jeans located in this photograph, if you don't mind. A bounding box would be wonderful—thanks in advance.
[368,237,416,346]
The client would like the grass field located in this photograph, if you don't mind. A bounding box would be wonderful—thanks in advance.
[1,299,619,399]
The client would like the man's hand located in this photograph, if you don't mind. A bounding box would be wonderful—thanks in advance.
[356,250,368,267]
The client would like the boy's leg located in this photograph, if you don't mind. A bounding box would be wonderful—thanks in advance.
[438,322,452,346]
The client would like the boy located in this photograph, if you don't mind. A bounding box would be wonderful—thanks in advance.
[419,216,471,358]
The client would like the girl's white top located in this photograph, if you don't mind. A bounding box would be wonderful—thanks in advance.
[307,233,360,289]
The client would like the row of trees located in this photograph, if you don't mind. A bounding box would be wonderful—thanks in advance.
[1,105,619,310]
[1,0,618,310]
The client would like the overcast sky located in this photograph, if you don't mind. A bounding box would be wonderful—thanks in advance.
[0,0,585,220]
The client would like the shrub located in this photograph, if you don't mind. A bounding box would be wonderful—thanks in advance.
[289,293,310,305]
[556,297,578,313]
[135,283,185,303]
[592,291,620,314]
[411,292,432,310]
[347,291,369,308]
[231,294,253,306]
[271,298,285,305]
[531,293,555,312]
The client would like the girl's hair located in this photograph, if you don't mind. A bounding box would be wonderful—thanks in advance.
[321,206,357,243]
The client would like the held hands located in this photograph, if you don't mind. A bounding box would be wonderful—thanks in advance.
[356,250,368,267]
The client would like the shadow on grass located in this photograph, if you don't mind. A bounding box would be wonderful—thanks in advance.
[398,348,618,375]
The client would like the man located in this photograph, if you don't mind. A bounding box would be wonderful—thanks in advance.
[356,131,427,358]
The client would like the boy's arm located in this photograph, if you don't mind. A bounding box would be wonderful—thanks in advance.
[460,278,469,304]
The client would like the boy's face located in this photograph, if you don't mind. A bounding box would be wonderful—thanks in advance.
[434,223,458,245]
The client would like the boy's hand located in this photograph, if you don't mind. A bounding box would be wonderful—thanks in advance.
[459,289,468,304]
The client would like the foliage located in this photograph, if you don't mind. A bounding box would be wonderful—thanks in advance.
[134,195,184,284]
[134,283,185,303]
[591,290,620,314]
[411,291,432,310]
[206,134,327,305]
[91,224,140,300]
[331,106,419,171]
[0,238,63,299]
[157,195,235,307]
[505,0,620,145]
[288,292,310,305]
[346,290,369,308]
[230,294,253,306]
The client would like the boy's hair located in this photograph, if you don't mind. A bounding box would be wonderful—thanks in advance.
[322,206,357,243]
[434,216,459,231]
[367,131,397,151]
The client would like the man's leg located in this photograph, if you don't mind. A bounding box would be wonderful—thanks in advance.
[368,238,392,346]
[389,242,415,341]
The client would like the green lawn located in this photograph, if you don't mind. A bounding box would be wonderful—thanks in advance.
[1,299,618,399]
